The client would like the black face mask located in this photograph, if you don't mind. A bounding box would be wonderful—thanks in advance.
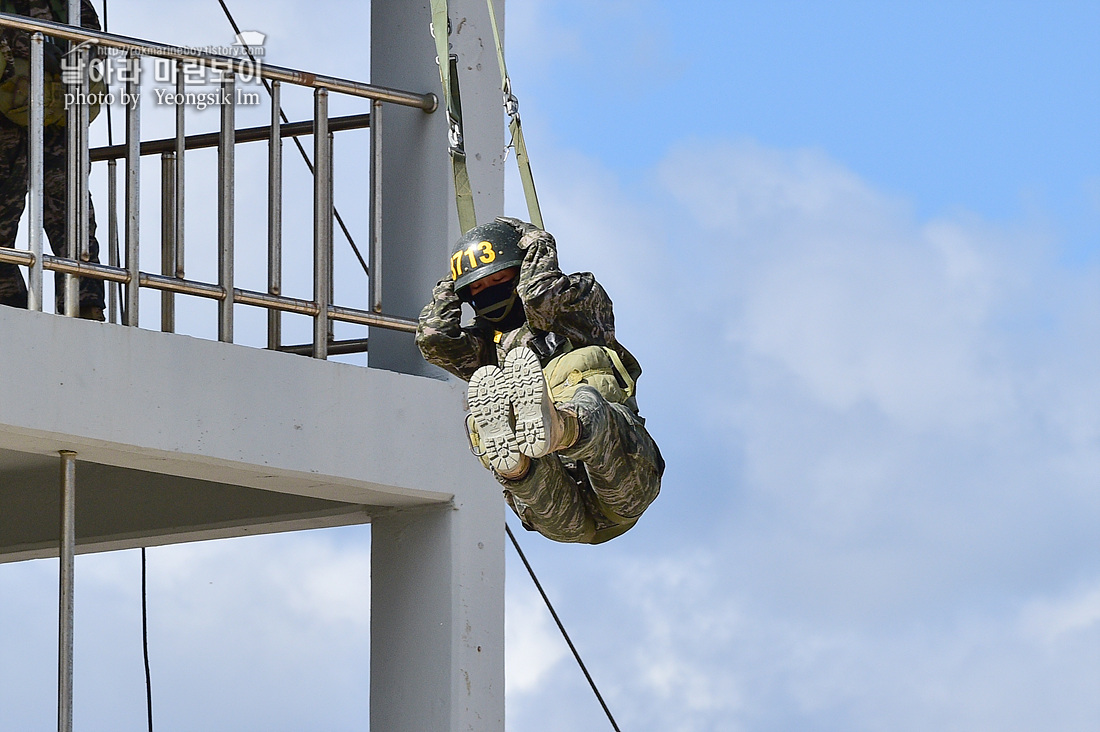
[471,280,526,331]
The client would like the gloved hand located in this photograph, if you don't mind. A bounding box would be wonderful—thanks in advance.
[420,277,463,328]
[432,276,460,302]
[520,228,559,275]
[495,216,541,244]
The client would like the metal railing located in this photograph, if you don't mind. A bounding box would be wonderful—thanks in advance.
[0,13,436,358]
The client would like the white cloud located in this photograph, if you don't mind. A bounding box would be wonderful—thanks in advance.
[498,134,1100,731]
[659,140,1032,433]
[0,530,371,731]
[505,584,567,695]
[1022,582,1100,644]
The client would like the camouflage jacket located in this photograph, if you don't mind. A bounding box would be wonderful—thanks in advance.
[416,226,642,391]
[0,0,100,60]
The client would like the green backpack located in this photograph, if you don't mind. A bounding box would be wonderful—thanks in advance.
[0,0,104,126]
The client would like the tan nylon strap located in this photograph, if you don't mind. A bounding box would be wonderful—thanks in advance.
[486,0,544,228]
[430,0,477,231]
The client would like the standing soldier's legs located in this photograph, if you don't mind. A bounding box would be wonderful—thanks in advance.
[496,455,597,544]
[41,126,105,313]
[0,125,30,308]
[559,385,664,522]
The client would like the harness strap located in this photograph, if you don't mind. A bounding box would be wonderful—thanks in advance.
[602,346,636,398]
[485,0,543,229]
[429,0,477,232]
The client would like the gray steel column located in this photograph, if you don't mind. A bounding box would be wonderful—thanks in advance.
[160,152,176,332]
[218,73,236,343]
[125,55,140,326]
[369,98,382,313]
[312,88,331,359]
[27,32,44,311]
[369,0,502,375]
[268,81,282,350]
[57,449,77,732]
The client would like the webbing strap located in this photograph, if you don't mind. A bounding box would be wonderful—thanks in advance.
[430,0,477,232]
[486,0,543,229]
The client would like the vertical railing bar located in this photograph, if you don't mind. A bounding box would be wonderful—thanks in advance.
[174,67,185,279]
[327,130,335,344]
[160,152,176,332]
[77,46,90,265]
[124,52,140,326]
[368,98,382,313]
[57,449,76,732]
[312,88,330,359]
[106,159,119,323]
[267,80,282,351]
[218,71,235,343]
[63,41,79,316]
[27,32,44,312]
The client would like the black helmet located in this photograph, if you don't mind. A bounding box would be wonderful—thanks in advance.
[450,220,524,301]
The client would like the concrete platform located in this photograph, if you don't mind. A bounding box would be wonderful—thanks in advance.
[0,305,505,730]
[0,305,482,561]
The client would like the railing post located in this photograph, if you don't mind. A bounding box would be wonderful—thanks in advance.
[268,80,282,351]
[327,130,335,344]
[160,152,176,332]
[63,46,80,316]
[174,67,186,280]
[76,46,90,267]
[125,52,141,326]
[107,158,119,323]
[57,449,77,732]
[27,32,44,311]
[218,72,236,343]
[312,88,331,359]
[369,98,383,313]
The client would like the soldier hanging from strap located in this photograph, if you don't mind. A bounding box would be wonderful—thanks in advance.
[417,218,664,544]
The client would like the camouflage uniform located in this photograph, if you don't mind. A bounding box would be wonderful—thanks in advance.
[417,226,664,544]
[0,0,105,311]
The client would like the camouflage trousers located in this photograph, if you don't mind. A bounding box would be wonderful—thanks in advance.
[0,124,105,311]
[497,386,664,544]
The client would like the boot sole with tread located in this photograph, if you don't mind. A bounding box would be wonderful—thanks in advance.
[467,365,524,475]
[505,348,554,459]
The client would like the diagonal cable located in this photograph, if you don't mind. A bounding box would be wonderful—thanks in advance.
[506,522,624,732]
[215,0,369,276]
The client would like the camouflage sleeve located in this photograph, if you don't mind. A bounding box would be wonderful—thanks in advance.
[514,228,617,347]
[415,277,494,381]
[79,0,101,30]
[2,0,100,57]
[1,0,41,56]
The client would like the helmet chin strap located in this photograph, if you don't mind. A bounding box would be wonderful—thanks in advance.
[476,289,519,322]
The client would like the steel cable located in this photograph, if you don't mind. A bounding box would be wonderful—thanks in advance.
[506,522,623,731]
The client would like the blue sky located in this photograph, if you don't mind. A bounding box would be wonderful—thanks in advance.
[513,1,1099,255]
[2,1,1099,730]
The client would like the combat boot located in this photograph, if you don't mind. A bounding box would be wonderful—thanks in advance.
[504,347,580,459]
[467,364,529,479]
